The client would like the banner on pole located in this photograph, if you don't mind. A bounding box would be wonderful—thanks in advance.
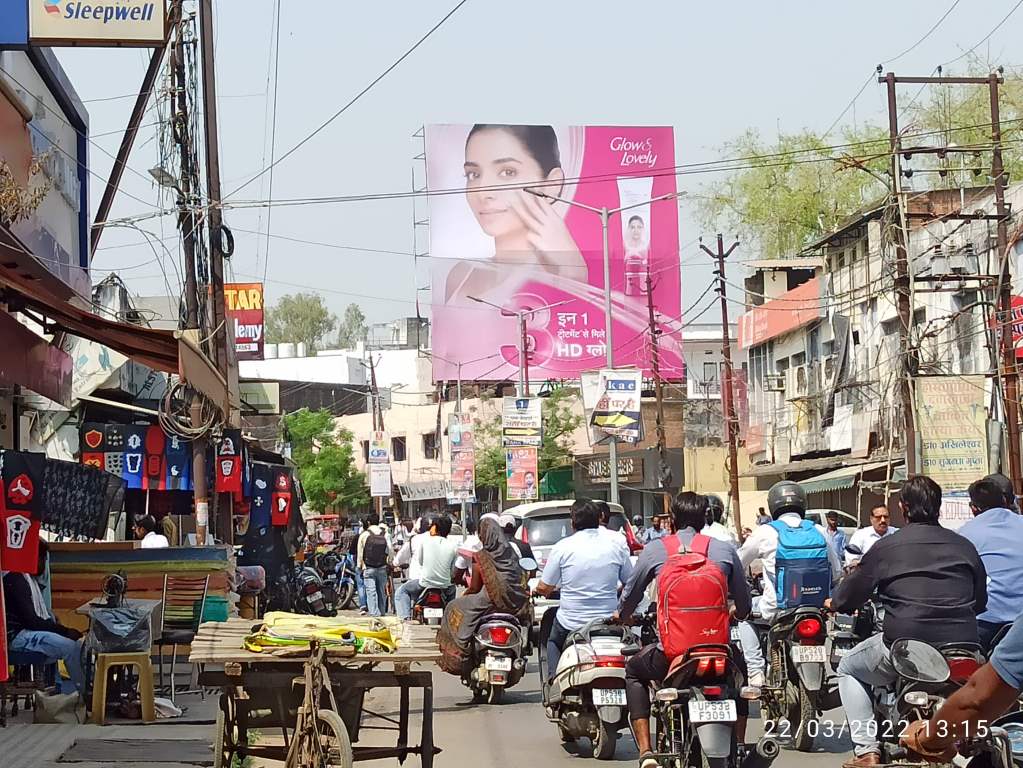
[448,413,476,503]
[368,431,389,464]
[590,369,644,443]
[369,463,392,497]
[506,447,538,501]
[502,397,542,447]
[917,375,988,492]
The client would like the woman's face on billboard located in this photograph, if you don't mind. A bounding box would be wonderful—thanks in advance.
[463,128,562,240]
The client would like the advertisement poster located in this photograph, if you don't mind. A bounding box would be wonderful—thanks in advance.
[506,446,538,501]
[29,0,167,46]
[590,369,644,443]
[917,376,988,491]
[501,396,542,447]
[426,124,682,383]
[369,463,392,497]
[449,450,476,502]
[224,283,265,361]
[447,412,475,452]
[368,431,389,463]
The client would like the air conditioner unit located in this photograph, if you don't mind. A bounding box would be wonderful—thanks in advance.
[789,364,808,397]
[765,374,785,392]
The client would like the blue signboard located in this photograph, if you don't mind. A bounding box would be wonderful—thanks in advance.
[0,1,29,46]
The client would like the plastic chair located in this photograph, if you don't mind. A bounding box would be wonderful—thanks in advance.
[154,574,209,703]
[91,651,155,724]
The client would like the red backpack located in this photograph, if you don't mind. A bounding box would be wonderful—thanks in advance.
[656,533,730,660]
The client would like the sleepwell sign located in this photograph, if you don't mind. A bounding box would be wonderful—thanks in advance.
[30,0,167,45]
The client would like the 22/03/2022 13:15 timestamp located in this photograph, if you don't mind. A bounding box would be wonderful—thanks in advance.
[763,719,994,741]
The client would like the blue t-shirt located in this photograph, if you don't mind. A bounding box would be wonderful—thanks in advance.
[991,614,1023,690]
[958,508,1023,624]
[541,528,634,631]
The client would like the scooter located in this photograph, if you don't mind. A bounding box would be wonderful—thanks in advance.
[542,618,631,760]
[465,613,527,705]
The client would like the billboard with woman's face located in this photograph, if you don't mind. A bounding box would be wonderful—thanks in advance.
[426,124,683,383]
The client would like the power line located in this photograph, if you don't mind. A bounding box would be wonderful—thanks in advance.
[262,0,283,284]
[943,0,1023,67]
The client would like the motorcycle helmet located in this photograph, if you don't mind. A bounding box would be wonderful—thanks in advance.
[767,480,807,519]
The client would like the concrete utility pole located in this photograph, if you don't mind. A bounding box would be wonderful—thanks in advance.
[368,355,385,519]
[701,235,743,538]
[644,269,671,519]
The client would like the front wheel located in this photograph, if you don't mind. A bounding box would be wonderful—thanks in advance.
[592,719,617,760]
[303,709,353,768]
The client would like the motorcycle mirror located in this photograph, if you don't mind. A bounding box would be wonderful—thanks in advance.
[845,544,863,556]
[889,639,950,684]
[519,557,538,572]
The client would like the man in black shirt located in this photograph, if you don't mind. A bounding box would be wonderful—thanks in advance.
[828,475,987,768]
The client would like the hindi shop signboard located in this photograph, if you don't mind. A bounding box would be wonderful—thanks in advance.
[917,376,988,492]
[502,397,542,447]
[29,0,168,46]
[738,278,824,350]
[590,369,643,443]
[225,283,265,361]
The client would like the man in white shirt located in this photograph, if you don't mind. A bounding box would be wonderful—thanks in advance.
[135,515,169,549]
[395,516,458,620]
[595,501,630,555]
[395,516,429,582]
[702,494,739,546]
[845,504,898,566]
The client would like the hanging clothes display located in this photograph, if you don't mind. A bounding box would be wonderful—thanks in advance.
[215,429,243,494]
[271,467,294,527]
[0,451,44,573]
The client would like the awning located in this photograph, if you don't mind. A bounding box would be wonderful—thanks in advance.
[540,467,573,497]
[801,460,902,494]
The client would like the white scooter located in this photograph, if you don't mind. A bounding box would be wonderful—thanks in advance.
[542,617,633,760]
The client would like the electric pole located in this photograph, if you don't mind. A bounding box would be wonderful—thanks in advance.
[701,235,743,538]
[368,355,385,518]
[645,269,670,518]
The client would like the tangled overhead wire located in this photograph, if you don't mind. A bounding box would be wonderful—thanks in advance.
[159,379,222,440]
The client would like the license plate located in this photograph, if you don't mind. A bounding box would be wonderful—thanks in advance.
[730,627,741,642]
[424,607,443,619]
[593,688,626,706]
[688,699,737,723]
[485,655,512,672]
[791,645,828,663]
[308,591,323,603]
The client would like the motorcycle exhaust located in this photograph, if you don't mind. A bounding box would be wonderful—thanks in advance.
[740,736,780,768]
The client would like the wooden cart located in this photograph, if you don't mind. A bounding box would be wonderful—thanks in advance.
[189,616,441,767]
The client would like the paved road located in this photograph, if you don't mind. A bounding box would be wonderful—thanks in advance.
[361,658,856,767]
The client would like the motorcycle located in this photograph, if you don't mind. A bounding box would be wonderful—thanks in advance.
[542,618,631,760]
[760,606,829,752]
[314,547,357,611]
[464,613,528,705]
[412,587,453,626]
[874,637,984,764]
[963,711,1023,767]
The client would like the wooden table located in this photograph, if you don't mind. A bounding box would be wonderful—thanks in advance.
[190,615,441,767]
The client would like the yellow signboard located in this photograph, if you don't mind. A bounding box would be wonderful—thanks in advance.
[917,376,988,492]
[30,1,167,46]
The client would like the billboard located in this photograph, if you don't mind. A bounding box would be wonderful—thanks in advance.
[590,369,643,443]
[369,463,392,497]
[917,376,988,491]
[426,124,682,382]
[29,0,167,46]
[501,396,542,447]
[448,412,475,503]
[506,446,538,501]
[224,283,264,361]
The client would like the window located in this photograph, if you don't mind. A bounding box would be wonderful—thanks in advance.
[361,441,369,463]
[702,361,720,394]
[423,432,438,460]
[392,436,407,462]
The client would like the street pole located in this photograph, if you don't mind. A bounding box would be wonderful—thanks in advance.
[456,362,468,526]
[369,355,384,520]
[701,235,742,538]
[519,312,530,397]
[645,268,671,518]
[600,208,622,505]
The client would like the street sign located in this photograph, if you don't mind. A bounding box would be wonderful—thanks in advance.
[368,431,389,464]
[369,463,392,497]
[502,397,542,447]
[590,369,644,443]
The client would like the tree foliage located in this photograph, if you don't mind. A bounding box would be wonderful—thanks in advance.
[699,64,1023,259]
[473,388,583,496]
[265,293,337,352]
[283,408,369,512]
[336,303,368,348]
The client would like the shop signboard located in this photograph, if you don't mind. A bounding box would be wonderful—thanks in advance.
[590,369,643,443]
[29,0,168,46]
[397,479,450,502]
[225,283,265,361]
[578,454,645,487]
[0,310,72,407]
[368,431,389,464]
[501,396,542,447]
[506,446,538,501]
[917,376,988,492]
[426,123,683,383]
[369,462,391,498]
[738,278,824,350]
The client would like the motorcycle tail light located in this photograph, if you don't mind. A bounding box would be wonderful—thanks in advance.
[947,657,980,683]
[488,626,512,646]
[425,592,443,607]
[696,655,728,677]
[795,618,823,638]
[655,688,679,702]
[702,686,722,696]
[593,655,625,668]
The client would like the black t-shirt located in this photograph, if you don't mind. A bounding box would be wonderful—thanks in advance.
[831,522,987,646]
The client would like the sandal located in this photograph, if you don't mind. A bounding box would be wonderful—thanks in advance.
[639,751,659,768]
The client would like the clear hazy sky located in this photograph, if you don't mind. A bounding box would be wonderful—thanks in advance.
[58,0,1022,326]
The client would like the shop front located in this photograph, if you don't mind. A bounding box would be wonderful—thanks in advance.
[573,447,682,524]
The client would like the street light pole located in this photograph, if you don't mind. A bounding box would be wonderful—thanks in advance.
[525,189,686,506]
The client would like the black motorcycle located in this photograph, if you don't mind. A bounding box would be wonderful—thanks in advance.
[412,587,453,626]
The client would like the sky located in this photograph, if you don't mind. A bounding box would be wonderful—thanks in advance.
[56,0,1023,327]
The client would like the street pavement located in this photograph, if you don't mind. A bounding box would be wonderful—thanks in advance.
[360,657,857,767]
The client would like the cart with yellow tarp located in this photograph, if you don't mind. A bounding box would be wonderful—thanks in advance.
[189,611,441,767]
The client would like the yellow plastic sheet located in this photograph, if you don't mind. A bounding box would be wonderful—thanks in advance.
[242,611,399,654]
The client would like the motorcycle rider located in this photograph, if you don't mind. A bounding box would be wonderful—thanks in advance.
[844,504,898,566]
[596,500,630,553]
[534,499,633,684]
[828,474,988,768]
[702,494,739,546]
[394,516,430,583]
[617,492,751,768]
[900,611,1023,762]
[738,481,842,687]
[395,515,458,621]
[958,476,1023,653]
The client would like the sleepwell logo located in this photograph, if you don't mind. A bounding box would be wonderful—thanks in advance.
[43,0,158,24]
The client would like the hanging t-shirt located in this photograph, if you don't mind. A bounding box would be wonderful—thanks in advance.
[250,463,274,528]
[80,422,106,471]
[0,454,42,574]
[215,430,243,494]
[165,435,191,491]
[271,467,293,527]
[122,426,147,490]
[144,425,167,490]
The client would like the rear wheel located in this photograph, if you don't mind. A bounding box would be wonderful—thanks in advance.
[486,685,504,705]
[789,684,816,753]
[337,580,356,611]
[592,719,617,760]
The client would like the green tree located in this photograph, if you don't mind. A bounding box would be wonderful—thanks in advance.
[336,303,368,348]
[473,388,583,497]
[265,292,337,353]
[283,408,369,511]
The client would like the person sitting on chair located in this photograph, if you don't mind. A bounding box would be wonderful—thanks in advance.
[2,541,85,693]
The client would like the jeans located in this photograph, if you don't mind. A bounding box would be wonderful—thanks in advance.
[836,633,896,756]
[350,555,367,610]
[546,617,571,681]
[10,630,85,693]
[736,621,765,676]
[363,566,389,617]
[394,580,455,620]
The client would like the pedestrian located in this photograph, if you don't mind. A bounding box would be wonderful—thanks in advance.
[357,513,393,616]
[824,511,848,563]
[134,515,169,549]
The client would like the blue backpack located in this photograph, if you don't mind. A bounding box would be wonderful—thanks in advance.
[769,519,832,609]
